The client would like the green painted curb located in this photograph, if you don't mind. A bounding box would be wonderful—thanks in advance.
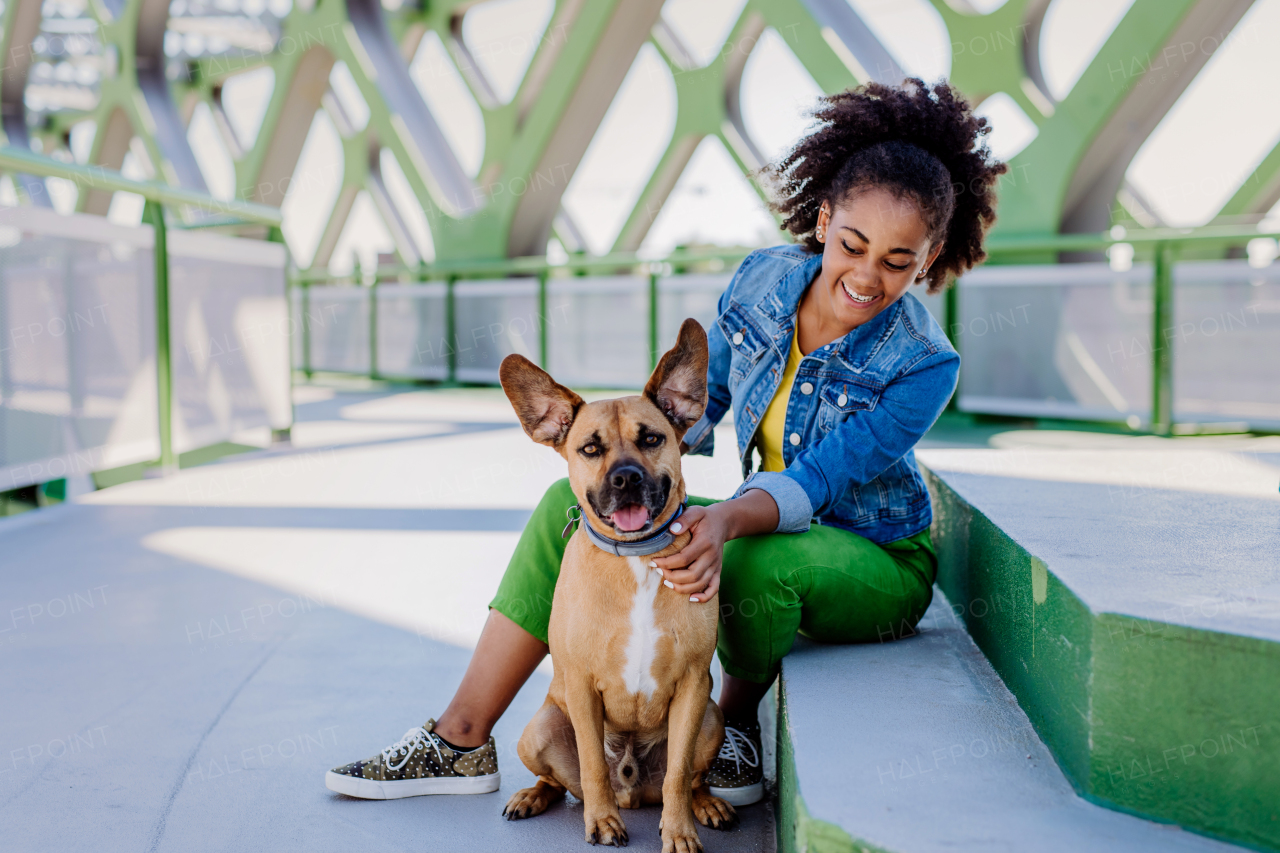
[923,467,1280,852]
[776,673,893,853]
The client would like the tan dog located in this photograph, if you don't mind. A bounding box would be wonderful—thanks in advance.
[498,319,737,852]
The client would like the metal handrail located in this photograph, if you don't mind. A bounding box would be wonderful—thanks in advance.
[983,225,1280,255]
[292,226,1280,285]
[0,146,283,226]
[292,246,757,284]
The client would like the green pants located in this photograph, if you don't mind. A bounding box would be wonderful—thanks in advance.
[490,478,938,683]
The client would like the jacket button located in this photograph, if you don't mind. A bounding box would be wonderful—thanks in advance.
[837,394,848,406]
[789,433,800,446]
[800,382,813,395]
[732,332,744,346]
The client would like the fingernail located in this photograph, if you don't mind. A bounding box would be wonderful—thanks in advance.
[664,580,674,589]
[689,595,699,602]
[671,522,683,533]
[648,561,657,568]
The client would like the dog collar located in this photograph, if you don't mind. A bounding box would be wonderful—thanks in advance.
[562,500,689,557]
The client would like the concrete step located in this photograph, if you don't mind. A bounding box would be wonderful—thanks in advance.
[778,590,1252,853]
[917,446,1280,852]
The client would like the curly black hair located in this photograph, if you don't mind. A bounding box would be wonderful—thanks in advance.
[758,78,1006,293]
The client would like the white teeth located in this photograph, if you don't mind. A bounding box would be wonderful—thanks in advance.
[842,281,876,303]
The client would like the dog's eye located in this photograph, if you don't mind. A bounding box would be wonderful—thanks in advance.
[581,444,599,456]
[642,434,663,447]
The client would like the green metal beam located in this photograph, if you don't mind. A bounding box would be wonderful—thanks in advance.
[996,0,1203,236]
[934,0,1052,121]
[13,0,1277,273]
[1217,136,1280,222]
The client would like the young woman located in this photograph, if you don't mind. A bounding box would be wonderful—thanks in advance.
[325,78,1006,806]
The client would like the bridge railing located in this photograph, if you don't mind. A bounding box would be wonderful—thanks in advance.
[0,147,289,495]
[292,226,1280,436]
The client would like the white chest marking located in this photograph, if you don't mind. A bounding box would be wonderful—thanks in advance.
[622,557,664,699]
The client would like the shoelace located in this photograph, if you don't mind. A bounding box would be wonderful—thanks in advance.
[717,726,760,775]
[380,726,448,772]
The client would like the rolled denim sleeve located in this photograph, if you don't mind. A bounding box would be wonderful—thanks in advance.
[734,471,813,532]
[682,268,738,458]
[747,350,959,532]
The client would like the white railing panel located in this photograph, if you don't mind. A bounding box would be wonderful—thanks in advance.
[657,274,729,355]
[1172,260,1280,427]
[454,279,539,383]
[376,283,448,380]
[0,207,158,490]
[547,276,649,388]
[956,262,1152,420]
[167,231,291,453]
[305,285,370,375]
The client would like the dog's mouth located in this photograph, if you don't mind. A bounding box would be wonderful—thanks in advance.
[608,504,650,533]
[587,475,672,539]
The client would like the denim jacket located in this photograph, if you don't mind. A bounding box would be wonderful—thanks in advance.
[682,243,959,545]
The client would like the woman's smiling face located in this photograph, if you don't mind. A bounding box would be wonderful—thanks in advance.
[812,187,942,331]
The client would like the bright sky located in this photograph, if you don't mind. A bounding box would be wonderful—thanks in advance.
[209,0,1280,269]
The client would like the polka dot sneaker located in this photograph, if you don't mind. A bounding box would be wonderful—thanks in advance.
[706,719,764,806]
[325,718,500,799]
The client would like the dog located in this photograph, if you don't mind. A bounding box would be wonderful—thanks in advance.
[497,319,737,852]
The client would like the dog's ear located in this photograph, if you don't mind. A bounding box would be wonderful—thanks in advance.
[500,354,585,450]
[644,318,708,438]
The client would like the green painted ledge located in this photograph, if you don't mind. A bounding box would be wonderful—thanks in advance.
[922,466,1280,852]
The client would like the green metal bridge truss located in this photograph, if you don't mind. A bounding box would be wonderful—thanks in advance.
[4,0,1277,269]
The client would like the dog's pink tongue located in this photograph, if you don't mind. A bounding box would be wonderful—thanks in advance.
[612,505,650,532]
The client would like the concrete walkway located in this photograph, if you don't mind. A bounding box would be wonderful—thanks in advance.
[0,386,768,852]
[6,383,1278,851]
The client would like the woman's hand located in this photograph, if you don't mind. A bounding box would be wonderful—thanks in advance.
[651,504,729,603]
[651,489,779,604]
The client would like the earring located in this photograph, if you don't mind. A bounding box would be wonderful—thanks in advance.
[917,268,929,279]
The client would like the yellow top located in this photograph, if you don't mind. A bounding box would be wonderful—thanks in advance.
[757,331,804,472]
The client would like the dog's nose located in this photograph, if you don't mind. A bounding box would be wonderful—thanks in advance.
[609,464,644,489]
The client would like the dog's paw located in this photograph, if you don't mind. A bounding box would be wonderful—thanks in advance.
[503,786,553,821]
[692,789,739,831]
[585,812,628,847]
[659,822,703,853]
